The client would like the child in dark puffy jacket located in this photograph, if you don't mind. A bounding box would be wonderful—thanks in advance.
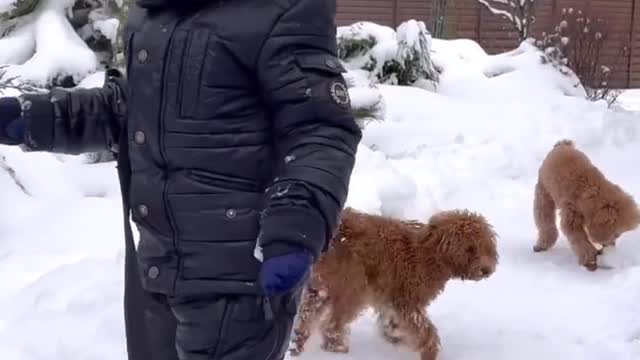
[0,1,361,359]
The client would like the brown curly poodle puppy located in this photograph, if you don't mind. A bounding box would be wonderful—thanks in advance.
[289,207,498,360]
[533,139,640,271]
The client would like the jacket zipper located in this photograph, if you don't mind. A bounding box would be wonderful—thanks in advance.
[157,19,181,291]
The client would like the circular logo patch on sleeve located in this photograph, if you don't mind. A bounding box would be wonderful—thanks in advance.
[330,81,350,106]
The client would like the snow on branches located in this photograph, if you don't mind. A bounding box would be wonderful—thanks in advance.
[476,0,537,42]
[0,0,124,88]
[337,20,439,88]
[335,20,441,128]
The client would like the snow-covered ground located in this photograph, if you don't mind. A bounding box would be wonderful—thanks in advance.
[618,90,640,112]
[2,38,640,359]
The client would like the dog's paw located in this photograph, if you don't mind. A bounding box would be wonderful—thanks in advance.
[584,260,598,271]
[420,351,438,360]
[288,331,309,357]
[377,312,405,346]
[533,244,547,253]
[288,347,303,357]
[381,331,403,345]
[321,341,349,353]
[579,251,599,271]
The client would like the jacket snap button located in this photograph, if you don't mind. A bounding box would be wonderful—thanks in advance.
[137,204,148,217]
[137,49,148,63]
[148,266,159,279]
[226,209,236,218]
[134,131,145,144]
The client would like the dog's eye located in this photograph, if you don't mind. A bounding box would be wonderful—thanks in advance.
[466,245,476,254]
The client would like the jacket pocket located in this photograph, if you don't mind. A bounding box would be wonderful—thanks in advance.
[187,168,262,193]
[180,240,261,282]
[177,30,258,121]
[178,28,209,119]
[293,50,347,75]
[292,50,353,124]
[168,192,263,242]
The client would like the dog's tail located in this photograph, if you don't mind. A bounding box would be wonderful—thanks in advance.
[553,139,574,148]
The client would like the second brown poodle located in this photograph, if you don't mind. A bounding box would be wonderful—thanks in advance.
[289,207,498,360]
[533,139,640,270]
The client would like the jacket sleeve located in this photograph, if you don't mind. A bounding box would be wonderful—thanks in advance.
[255,0,362,260]
[19,68,127,155]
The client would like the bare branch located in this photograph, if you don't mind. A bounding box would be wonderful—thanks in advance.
[477,0,516,24]
[476,0,537,41]
[534,8,627,107]
[0,66,41,95]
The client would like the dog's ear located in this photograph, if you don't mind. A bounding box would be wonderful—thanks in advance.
[426,211,449,228]
[425,213,447,240]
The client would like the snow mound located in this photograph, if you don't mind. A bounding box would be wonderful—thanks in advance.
[346,145,435,220]
[433,39,586,99]
[0,258,126,360]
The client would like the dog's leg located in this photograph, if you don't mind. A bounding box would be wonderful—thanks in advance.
[289,282,329,356]
[533,181,559,252]
[560,208,599,271]
[320,295,366,354]
[392,306,441,360]
[376,307,404,345]
[583,225,605,255]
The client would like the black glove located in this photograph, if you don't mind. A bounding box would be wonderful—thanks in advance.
[0,97,24,145]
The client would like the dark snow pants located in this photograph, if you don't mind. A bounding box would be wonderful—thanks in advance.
[122,240,301,360]
[129,289,301,360]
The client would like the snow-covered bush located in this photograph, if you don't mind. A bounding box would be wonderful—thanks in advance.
[533,8,628,107]
[337,20,439,89]
[0,0,125,88]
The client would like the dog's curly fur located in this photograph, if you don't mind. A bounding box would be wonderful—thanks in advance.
[533,139,640,270]
[289,207,498,360]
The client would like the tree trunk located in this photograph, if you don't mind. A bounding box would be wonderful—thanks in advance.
[113,0,131,68]
[432,0,448,38]
[443,0,457,39]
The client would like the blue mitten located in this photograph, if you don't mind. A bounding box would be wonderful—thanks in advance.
[259,249,313,296]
